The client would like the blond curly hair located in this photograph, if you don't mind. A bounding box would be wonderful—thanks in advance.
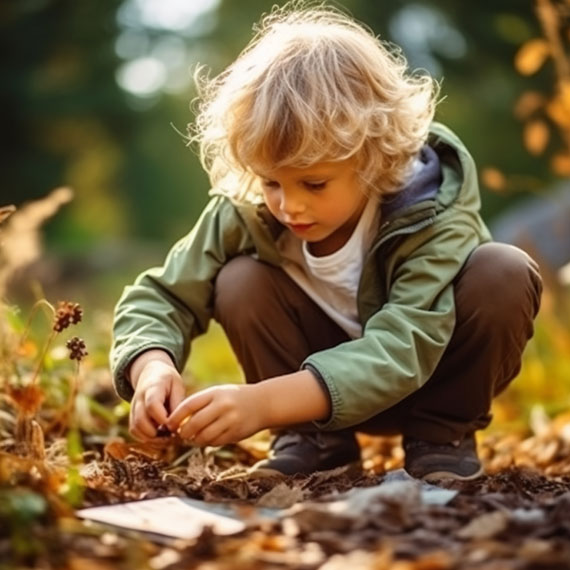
[189,1,440,202]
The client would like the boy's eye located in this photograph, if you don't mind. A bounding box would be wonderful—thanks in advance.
[304,181,327,191]
[261,180,280,189]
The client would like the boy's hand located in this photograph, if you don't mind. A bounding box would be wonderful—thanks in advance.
[166,384,265,447]
[128,351,186,441]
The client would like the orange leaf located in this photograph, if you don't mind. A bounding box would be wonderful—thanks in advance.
[481,167,507,192]
[546,81,570,129]
[515,38,550,75]
[514,91,546,120]
[551,153,570,176]
[7,384,44,416]
[17,339,38,358]
[103,439,132,460]
[523,120,550,155]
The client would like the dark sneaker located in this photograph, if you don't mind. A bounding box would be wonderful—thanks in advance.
[251,429,361,476]
[403,433,484,481]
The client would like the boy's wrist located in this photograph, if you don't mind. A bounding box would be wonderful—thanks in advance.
[251,369,331,428]
[128,349,176,390]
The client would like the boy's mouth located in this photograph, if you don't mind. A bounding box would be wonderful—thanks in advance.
[287,222,315,234]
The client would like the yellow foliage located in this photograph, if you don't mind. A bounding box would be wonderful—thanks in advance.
[546,81,570,129]
[514,38,551,75]
[523,119,550,155]
[187,322,243,386]
[514,91,546,120]
[480,167,507,192]
[492,291,570,429]
[551,152,570,176]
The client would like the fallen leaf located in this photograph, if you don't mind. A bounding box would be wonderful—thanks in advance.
[456,510,509,540]
[256,482,304,508]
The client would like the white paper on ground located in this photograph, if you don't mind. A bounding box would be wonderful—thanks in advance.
[77,497,246,539]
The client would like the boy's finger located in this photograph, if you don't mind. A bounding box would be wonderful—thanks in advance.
[145,397,168,426]
[209,428,232,447]
[144,385,168,415]
[169,380,186,412]
[131,403,159,439]
[177,405,221,440]
[166,391,211,430]
[129,425,148,442]
[192,418,229,446]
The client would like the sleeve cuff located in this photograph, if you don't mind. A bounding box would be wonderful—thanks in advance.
[302,361,342,430]
[112,344,179,402]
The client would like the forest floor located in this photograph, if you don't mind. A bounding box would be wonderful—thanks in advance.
[3,401,570,570]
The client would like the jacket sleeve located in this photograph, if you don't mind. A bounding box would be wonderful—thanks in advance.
[110,196,254,401]
[302,209,486,430]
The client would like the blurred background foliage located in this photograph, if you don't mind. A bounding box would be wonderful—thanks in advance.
[1,0,570,425]
[0,0,558,251]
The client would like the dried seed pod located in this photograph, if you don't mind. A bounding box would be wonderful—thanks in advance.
[53,301,83,332]
[66,336,88,362]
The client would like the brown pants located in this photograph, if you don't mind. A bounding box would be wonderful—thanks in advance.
[213,243,542,443]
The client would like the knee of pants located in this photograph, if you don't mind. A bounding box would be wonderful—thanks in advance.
[214,255,277,326]
[456,242,543,328]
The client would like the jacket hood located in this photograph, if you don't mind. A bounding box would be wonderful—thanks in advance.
[381,145,442,220]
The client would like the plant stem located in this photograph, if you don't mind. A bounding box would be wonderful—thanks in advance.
[31,329,56,386]
[18,298,55,351]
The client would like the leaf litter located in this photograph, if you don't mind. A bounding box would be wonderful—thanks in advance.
[4,360,570,569]
[8,413,569,570]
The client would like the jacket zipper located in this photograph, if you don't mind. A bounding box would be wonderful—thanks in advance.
[356,214,437,322]
[372,213,437,254]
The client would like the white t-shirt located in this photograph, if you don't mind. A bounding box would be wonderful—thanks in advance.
[276,197,380,338]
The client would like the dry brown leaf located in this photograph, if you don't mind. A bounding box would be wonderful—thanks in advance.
[67,556,117,570]
[523,120,550,155]
[515,38,550,75]
[519,538,554,561]
[407,550,455,569]
[103,439,133,460]
[103,438,173,462]
[7,384,45,416]
[256,481,304,508]
[456,511,509,540]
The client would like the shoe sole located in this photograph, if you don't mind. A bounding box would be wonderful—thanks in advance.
[421,465,485,482]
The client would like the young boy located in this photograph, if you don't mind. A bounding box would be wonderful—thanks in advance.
[111,3,542,481]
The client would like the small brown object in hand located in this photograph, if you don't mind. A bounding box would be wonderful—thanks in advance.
[156,425,172,438]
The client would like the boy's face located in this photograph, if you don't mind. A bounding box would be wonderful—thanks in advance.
[257,157,368,256]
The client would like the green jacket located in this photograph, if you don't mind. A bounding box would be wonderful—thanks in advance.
[111,123,491,430]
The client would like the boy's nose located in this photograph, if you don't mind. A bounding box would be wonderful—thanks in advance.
[280,189,306,217]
